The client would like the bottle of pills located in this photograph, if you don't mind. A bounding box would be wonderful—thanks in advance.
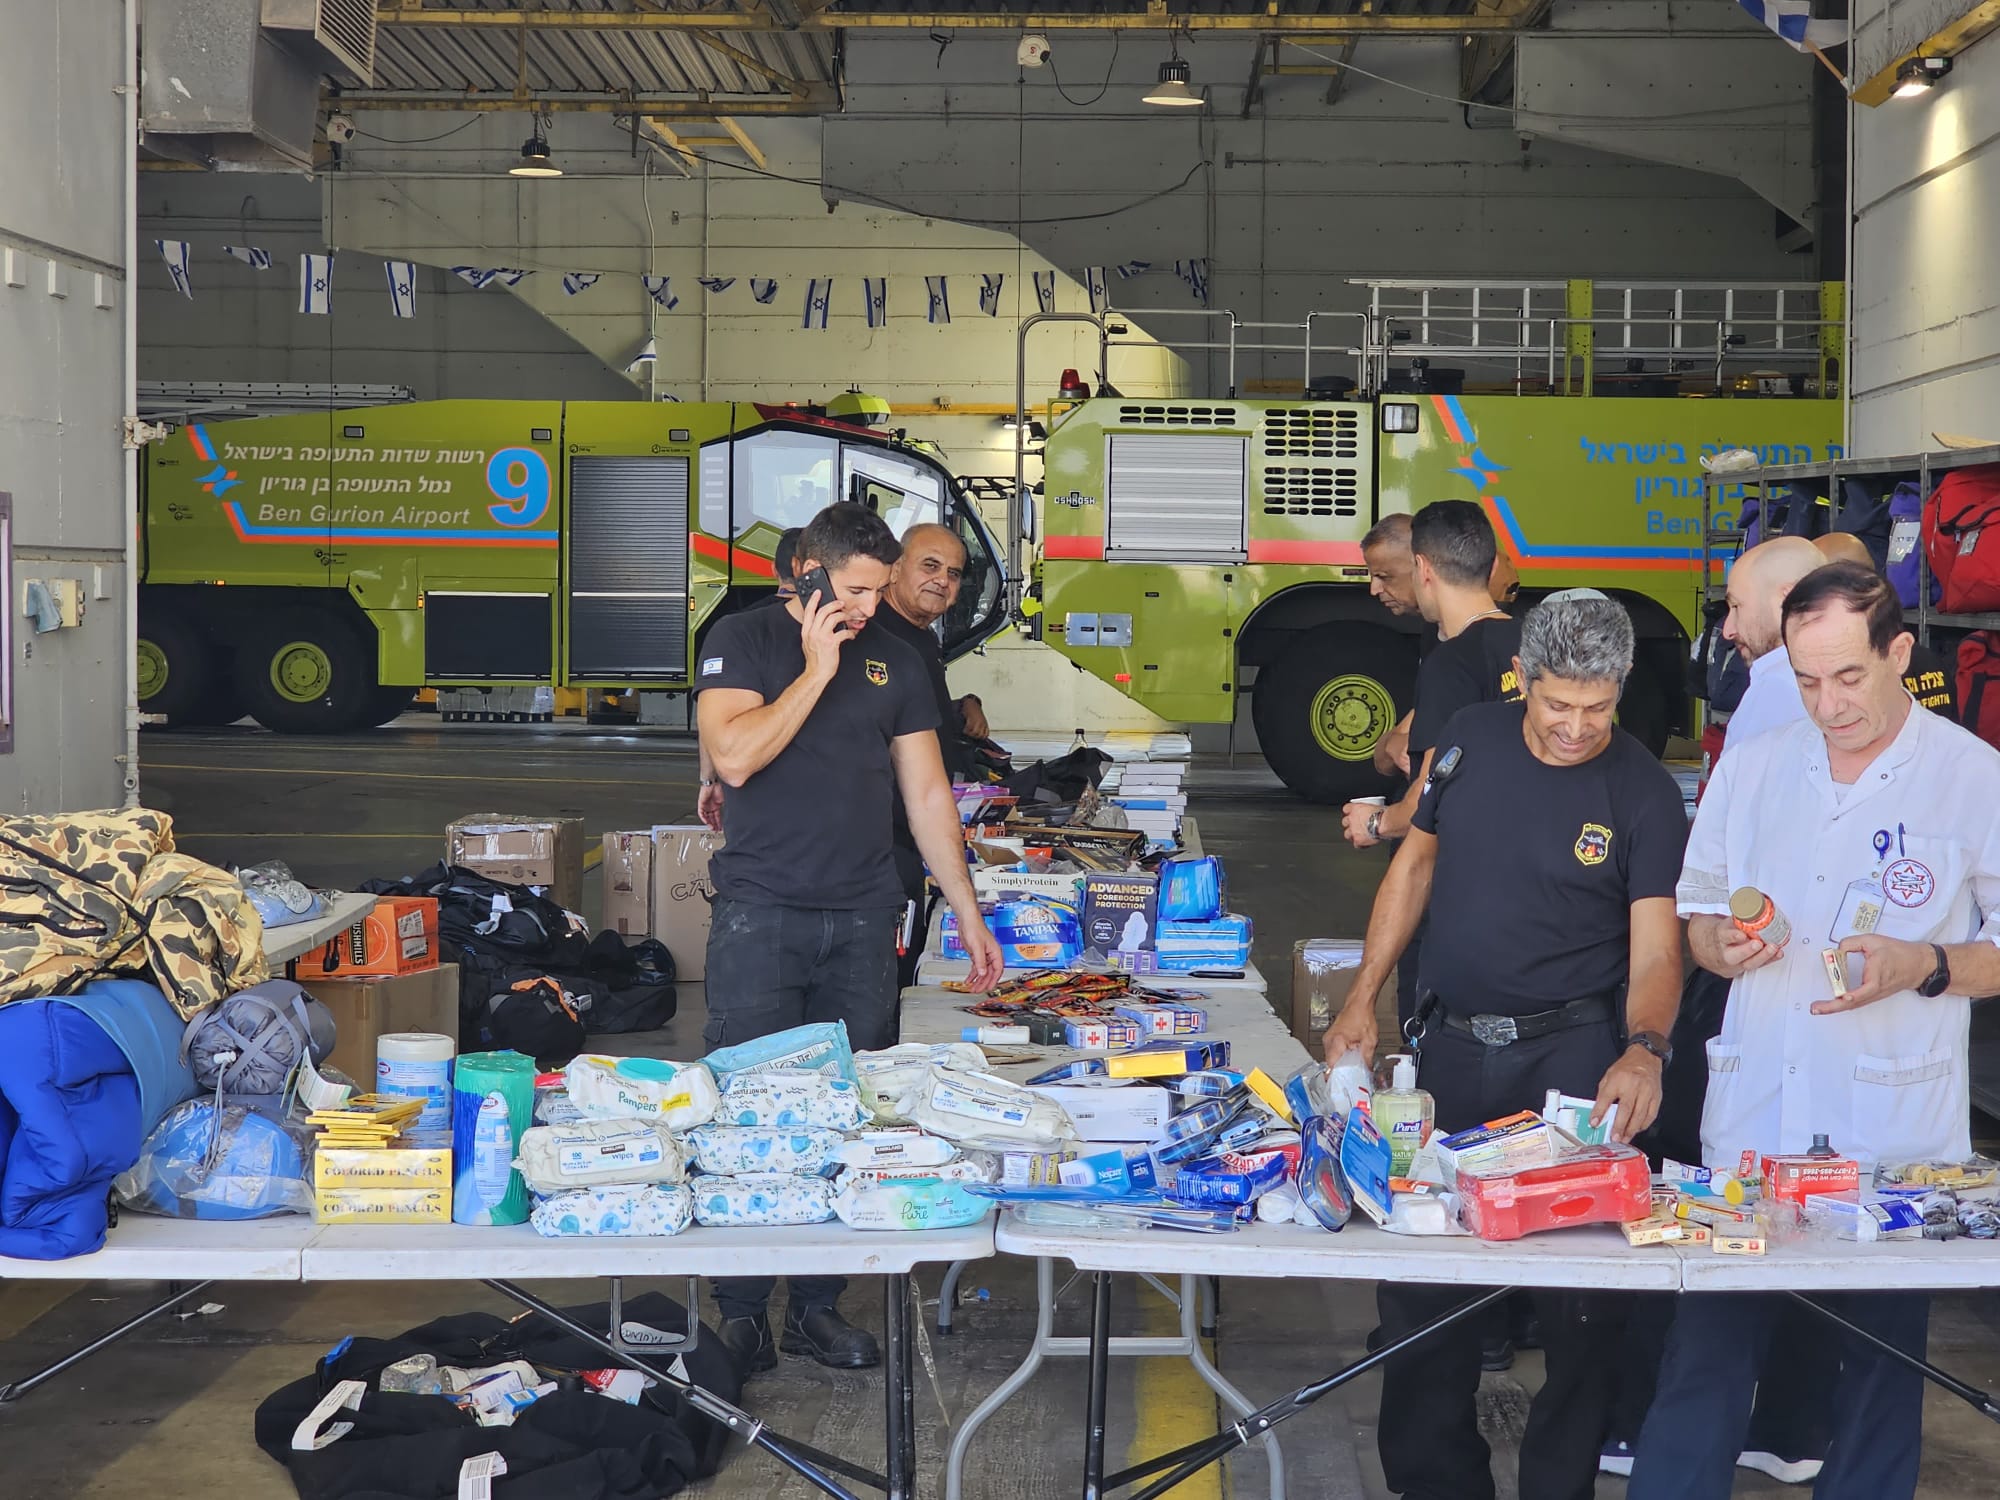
[1729,887,1792,951]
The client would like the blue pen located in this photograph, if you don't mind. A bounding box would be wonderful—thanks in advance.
[1898,822,1907,856]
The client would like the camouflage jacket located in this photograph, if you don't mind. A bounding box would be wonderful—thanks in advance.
[0,808,267,1019]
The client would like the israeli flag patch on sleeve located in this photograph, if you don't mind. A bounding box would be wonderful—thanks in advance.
[701,657,724,677]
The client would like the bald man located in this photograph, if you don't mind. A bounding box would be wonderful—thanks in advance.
[1815,532,1958,720]
[1717,536,1826,747]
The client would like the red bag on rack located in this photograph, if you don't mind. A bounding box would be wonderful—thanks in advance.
[1957,633,2000,752]
[1924,466,2000,613]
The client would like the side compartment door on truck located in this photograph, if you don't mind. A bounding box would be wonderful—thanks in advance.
[565,453,692,680]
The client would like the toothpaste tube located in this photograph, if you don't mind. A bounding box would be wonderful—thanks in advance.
[1662,1159,1745,1203]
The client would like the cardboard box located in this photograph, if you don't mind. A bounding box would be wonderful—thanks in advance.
[446,814,585,910]
[314,1185,452,1225]
[972,867,1086,906]
[601,830,656,939]
[1027,1082,1174,1143]
[652,824,723,981]
[301,964,461,1086]
[314,1147,453,1191]
[316,896,439,978]
[1081,872,1159,954]
[1291,937,1397,1050]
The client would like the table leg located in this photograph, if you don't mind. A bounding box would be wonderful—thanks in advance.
[1082,1270,1113,1500]
[0,1278,215,1405]
[1178,1274,1285,1500]
[946,1255,1057,1500]
[1784,1291,2000,1422]
[884,1272,917,1500]
[938,1257,967,1335]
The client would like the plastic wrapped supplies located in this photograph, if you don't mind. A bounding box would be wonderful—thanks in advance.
[530,1183,694,1238]
[895,1066,1078,1151]
[563,1055,718,1132]
[691,1172,837,1228]
[515,1119,687,1194]
[686,1125,844,1177]
[704,1021,857,1086]
[115,1100,313,1220]
[832,1175,995,1232]
[855,1042,988,1123]
[715,1069,866,1132]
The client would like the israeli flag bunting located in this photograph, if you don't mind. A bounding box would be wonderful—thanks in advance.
[300,253,334,315]
[561,272,601,295]
[926,275,951,325]
[641,275,680,310]
[383,261,417,319]
[1034,270,1056,315]
[698,277,737,293]
[1115,260,1152,280]
[803,278,833,329]
[155,239,193,300]
[220,245,272,269]
[624,336,657,375]
[863,277,888,329]
[1085,266,1109,315]
[751,278,779,304]
[1176,257,1210,307]
[979,273,1005,317]
[1734,0,1846,51]
[451,266,528,290]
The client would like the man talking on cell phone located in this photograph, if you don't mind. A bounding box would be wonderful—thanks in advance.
[694,502,1003,1378]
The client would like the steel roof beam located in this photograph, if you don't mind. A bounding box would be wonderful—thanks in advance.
[378,7,1534,36]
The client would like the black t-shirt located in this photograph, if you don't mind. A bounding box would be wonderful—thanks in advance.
[1412,701,1687,1016]
[1906,641,1958,722]
[1407,615,1524,760]
[695,604,937,908]
[870,604,970,782]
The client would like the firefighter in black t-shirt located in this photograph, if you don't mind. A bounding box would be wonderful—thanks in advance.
[1324,594,1688,1500]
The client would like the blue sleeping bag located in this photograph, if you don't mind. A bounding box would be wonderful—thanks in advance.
[0,979,196,1260]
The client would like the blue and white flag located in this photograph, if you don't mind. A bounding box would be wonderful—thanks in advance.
[1115,260,1152,280]
[1034,270,1056,315]
[1085,266,1109,315]
[1175,257,1210,307]
[561,271,601,295]
[803,278,832,330]
[300,253,334,315]
[698,276,737,294]
[926,275,951,325]
[451,266,528,290]
[863,276,888,329]
[384,261,417,319]
[155,239,193,299]
[624,336,657,375]
[1734,0,1845,51]
[641,275,679,310]
[979,273,1005,317]
[751,278,779,304]
[220,245,272,269]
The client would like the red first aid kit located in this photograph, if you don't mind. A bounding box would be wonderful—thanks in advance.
[1761,1151,1860,1207]
[1456,1146,1651,1242]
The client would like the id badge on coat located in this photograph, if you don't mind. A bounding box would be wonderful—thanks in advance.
[1830,879,1886,942]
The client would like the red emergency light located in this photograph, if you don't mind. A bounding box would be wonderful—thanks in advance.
[1058,369,1091,401]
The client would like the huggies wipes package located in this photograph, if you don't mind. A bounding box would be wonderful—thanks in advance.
[563,1055,719,1132]
[832,1175,995,1232]
[515,1119,688,1194]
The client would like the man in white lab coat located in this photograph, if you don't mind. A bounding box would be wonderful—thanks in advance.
[1629,563,2000,1500]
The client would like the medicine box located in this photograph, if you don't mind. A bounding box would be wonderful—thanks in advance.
[1000,1150,1081,1187]
[1027,1082,1173,1142]
[1433,1111,1556,1178]
[1104,1039,1232,1079]
[1115,1001,1207,1037]
[1062,1017,1140,1051]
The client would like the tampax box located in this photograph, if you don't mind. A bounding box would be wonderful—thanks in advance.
[301,964,461,1086]
[446,814,585,910]
[316,896,439,978]
[601,831,656,939]
[1081,872,1159,954]
[651,824,723,981]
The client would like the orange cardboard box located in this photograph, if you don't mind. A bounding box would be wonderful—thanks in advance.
[314,896,440,978]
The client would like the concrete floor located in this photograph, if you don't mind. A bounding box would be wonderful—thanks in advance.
[2,720,1997,1498]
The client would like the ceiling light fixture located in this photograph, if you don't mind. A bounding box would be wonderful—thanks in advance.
[1893,55,1952,97]
[510,125,562,177]
[1144,35,1203,108]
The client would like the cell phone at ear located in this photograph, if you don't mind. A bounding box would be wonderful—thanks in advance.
[796,566,848,631]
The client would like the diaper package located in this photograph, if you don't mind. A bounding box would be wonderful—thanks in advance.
[704,1021,857,1086]
[515,1119,687,1194]
[530,1184,694,1238]
[832,1176,996,1232]
[686,1125,844,1178]
[716,1069,867,1131]
[563,1055,719,1132]
[691,1172,837,1228]
[896,1066,1077,1152]
[855,1043,988,1123]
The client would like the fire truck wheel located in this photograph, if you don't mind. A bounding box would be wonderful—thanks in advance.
[237,608,380,734]
[137,610,244,727]
[366,685,419,726]
[1253,623,1415,804]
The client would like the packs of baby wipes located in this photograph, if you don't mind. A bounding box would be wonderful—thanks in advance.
[715,1069,867,1131]
[530,1184,693,1238]
[832,1128,958,1171]
[855,1043,988,1124]
[515,1119,687,1194]
[685,1125,844,1178]
[832,1176,995,1232]
[563,1055,719,1132]
[691,1173,837,1228]
[704,1021,857,1086]
[895,1066,1078,1152]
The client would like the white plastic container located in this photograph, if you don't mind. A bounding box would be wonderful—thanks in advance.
[377,1032,455,1144]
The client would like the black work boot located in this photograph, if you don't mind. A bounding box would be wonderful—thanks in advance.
[717,1314,777,1376]
[781,1304,881,1369]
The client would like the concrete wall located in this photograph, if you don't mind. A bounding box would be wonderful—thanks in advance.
[0,4,132,813]
[1849,26,2000,454]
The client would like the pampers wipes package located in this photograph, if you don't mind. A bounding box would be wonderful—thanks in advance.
[563,1055,719,1132]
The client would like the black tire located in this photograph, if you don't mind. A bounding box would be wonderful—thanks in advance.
[1252,623,1418,804]
[137,609,243,726]
[236,607,380,734]
[1617,649,1679,759]
[365,684,419,726]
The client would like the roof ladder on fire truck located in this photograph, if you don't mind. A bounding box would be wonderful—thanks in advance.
[137,381,418,422]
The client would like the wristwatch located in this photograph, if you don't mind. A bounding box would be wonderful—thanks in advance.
[1918,943,1952,998]
[1626,1030,1673,1067]
[699,777,720,789]
[1365,810,1383,841]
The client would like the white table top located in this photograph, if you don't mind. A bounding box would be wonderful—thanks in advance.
[0,1214,316,1281]
[301,1218,995,1281]
[264,891,379,968]
[1676,1230,2000,1292]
